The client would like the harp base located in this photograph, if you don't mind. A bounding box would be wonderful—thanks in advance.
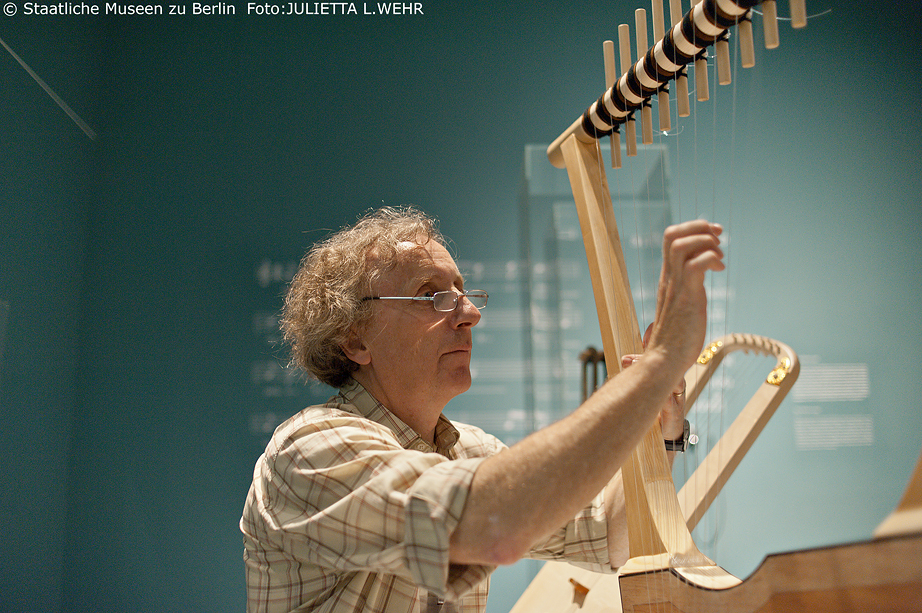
[619,532,922,613]
[620,553,741,590]
[874,507,922,539]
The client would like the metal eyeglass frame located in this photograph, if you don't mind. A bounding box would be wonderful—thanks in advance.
[362,289,488,312]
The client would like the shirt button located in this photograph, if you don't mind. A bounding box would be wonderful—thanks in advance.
[412,441,430,452]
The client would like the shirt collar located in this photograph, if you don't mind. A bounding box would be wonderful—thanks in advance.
[336,379,460,458]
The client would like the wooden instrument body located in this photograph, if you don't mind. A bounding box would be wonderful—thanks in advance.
[619,449,922,611]
[619,533,922,613]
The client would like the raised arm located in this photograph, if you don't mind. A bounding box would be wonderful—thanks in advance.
[449,221,723,566]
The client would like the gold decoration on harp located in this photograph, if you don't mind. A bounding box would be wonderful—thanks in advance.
[696,340,723,365]
[766,356,792,386]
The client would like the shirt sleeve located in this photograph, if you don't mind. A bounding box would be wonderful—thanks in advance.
[248,412,494,599]
[524,488,615,573]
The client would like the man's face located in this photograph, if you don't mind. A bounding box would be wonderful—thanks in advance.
[350,239,482,421]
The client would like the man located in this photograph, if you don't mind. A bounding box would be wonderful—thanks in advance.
[241,206,724,613]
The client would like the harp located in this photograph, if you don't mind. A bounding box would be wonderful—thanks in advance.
[511,1,922,611]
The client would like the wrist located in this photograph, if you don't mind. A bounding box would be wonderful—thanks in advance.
[664,419,690,452]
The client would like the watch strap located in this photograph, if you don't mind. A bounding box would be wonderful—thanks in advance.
[664,419,690,452]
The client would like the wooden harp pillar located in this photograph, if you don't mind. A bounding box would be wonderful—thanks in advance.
[560,135,709,565]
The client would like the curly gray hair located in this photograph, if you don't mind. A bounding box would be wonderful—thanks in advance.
[281,206,445,388]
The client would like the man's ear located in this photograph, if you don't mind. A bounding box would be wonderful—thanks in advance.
[341,331,372,366]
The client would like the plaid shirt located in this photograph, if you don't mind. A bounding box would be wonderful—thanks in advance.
[241,380,613,613]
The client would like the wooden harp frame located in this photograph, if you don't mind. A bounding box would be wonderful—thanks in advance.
[679,333,799,532]
[511,0,922,610]
[547,0,811,575]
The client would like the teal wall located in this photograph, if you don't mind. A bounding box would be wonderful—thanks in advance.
[0,2,920,612]
[0,16,96,611]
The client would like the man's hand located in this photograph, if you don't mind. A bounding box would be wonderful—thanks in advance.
[645,220,725,376]
[450,220,721,568]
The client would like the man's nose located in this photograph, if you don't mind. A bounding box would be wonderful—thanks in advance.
[454,293,482,326]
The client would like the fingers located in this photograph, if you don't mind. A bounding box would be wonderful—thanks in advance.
[655,221,725,317]
[663,222,725,277]
[663,219,723,242]
[672,376,687,398]
[648,219,727,371]
[662,221,723,265]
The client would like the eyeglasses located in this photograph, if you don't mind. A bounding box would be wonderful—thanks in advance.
[362,289,488,312]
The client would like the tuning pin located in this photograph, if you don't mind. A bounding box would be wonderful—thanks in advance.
[635,9,647,64]
[619,23,638,157]
[610,128,623,169]
[604,39,617,91]
[652,0,666,41]
[762,0,780,49]
[657,89,671,132]
[641,103,654,144]
[635,9,654,144]
[716,33,731,85]
[739,10,755,68]
[790,0,807,28]
[695,50,709,102]
[668,0,681,23]
[676,68,690,117]
[651,0,671,132]
[603,40,622,169]
[625,116,638,156]
[669,0,690,117]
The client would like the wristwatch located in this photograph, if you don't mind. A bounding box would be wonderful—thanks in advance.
[664,419,690,452]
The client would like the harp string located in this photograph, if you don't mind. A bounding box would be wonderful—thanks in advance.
[563,0,799,601]
[684,349,779,558]
[623,0,749,585]
[515,4,821,610]
[611,6,682,594]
